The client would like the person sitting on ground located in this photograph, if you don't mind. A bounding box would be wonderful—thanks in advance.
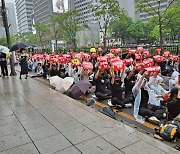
[166,87,180,121]
[132,71,167,125]
[36,62,44,76]
[49,63,58,77]
[57,63,66,78]
[108,69,132,108]
[94,68,111,100]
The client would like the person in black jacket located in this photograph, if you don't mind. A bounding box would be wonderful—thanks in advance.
[0,52,8,77]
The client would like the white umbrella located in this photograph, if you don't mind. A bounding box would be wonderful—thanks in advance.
[0,45,10,54]
[56,77,74,93]
[49,76,62,87]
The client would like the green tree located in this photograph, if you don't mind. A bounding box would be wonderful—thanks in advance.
[56,10,89,50]
[135,0,176,48]
[109,10,132,45]
[0,37,7,46]
[163,6,180,43]
[91,0,122,47]
[34,22,50,49]
[127,20,145,43]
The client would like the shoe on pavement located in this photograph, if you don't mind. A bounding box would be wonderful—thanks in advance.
[108,100,114,107]
[125,103,132,108]
[148,116,160,125]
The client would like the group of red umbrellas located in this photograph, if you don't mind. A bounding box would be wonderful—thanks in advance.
[31,47,179,75]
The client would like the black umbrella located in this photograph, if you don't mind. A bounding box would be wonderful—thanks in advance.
[10,43,28,51]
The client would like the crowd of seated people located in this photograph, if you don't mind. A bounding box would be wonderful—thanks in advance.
[23,48,180,126]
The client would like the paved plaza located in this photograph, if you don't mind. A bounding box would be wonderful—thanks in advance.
[0,76,179,154]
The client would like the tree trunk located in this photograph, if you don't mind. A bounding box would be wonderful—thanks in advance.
[159,18,163,53]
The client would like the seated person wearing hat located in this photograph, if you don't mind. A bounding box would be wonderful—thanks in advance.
[94,68,111,100]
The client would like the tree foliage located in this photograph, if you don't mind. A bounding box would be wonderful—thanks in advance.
[91,0,122,47]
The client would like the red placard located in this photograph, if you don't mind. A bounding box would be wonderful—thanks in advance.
[111,60,125,71]
[143,50,150,57]
[99,62,109,70]
[137,46,144,52]
[106,53,114,59]
[135,62,144,70]
[163,50,170,58]
[110,48,116,53]
[178,75,180,85]
[145,66,160,77]
[135,53,142,60]
[98,48,103,52]
[153,55,164,63]
[172,55,179,62]
[143,58,154,68]
[91,52,98,58]
[123,58,133,66]
[82,62,93,70]
[110,56,120,63]
[83,53,90,60]
[97,56,108,62]
[126,48,131,53]
[129,50,136,55]
[156,48,162,55]
[115,48,122,54]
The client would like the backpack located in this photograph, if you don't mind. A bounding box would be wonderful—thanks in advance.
[159,123,178,141]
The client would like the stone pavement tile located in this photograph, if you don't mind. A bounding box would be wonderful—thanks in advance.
[76,136,118,154]
[0,107,13,117]
[53,118,83,133]
[0,143,39,154]
[62,126,98,145]
[0,132,31,152]
[133,131,179,154]
[15,110,44,122]
[121,140,167,154]
[20,116,50,130]
[10,105,36,115]
[34,133,72,154]
[101,129,141,149]
[26,124,59,141]
[54,146,81,154]
[0,122,24,137]
[111,150,124,154]
[75,112,103,125]
[0,115,19,127]
[86,120,119,135]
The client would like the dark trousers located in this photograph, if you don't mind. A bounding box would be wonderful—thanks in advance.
[139,104,166,119]
[112,96,134,108]
[95,90,111,100]
[0,61,8,76]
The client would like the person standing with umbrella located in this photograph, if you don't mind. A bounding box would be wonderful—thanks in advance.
[19,48,28,79]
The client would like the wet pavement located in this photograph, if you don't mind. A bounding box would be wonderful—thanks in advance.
[0,75,179,154]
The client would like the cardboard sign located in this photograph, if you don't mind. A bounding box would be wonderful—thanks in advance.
[154,55,164,63]
[111,60,125,71]
[99,62,109,70]
[72,59,81,66]
[143,50,150,57]
[172,55,179,62]
[106,53,114,59]
[82,62,93,70]
[97,56,108,62]
[115,48,122,53]
[110,48,116,53]
[143,58,154,68]
[135,62,144,70]
[123,58,133,66]
[83,53,90,60]
[145,66,160,77]
[98,48,103,52]
[156,48,162,55]
[163,50,170,58]
[91,52,98,58]
[110,56,120,63]
[90,48,96,53]
[135,53,142,60]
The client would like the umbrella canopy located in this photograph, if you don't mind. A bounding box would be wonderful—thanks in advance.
[49,76,62,87]
[56,77,74,93]
[0,45,10,54]
[69,79,91,99]
[10,43,28,51]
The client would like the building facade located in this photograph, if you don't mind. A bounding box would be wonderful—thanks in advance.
[139,0,173,22]
[0,2,18,37]
[15,0,33,33]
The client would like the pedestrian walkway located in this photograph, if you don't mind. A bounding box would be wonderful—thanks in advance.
[0,76,179,154]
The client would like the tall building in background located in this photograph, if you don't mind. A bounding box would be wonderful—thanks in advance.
[0,2,18,37]
[139,0,172,22]
[33,0,70,26]
[15,0,33,33]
